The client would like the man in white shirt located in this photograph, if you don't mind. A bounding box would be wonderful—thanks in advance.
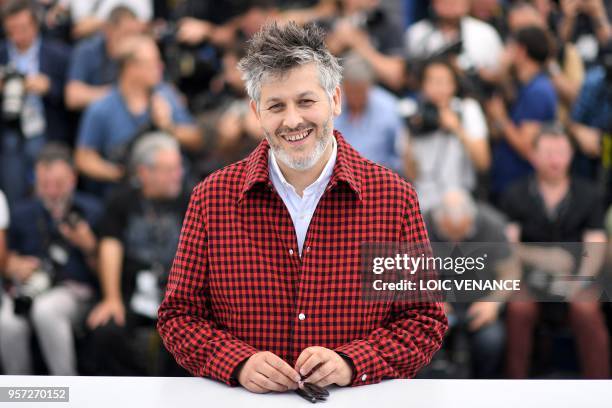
[405,0,503,71]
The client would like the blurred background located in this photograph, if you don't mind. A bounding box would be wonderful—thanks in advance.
[0,0,611,380]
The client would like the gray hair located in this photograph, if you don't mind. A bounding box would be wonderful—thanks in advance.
[237,21,343,107]
[433,188,478,224]
[130,132,179,169]
[342,52,374,83]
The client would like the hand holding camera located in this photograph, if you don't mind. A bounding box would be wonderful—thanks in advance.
[6,255,40,283]
[58,213,96,256]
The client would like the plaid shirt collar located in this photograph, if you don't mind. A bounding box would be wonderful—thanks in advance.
[239,130,363,203]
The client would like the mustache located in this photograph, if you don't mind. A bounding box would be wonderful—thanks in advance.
[275,123,315,137]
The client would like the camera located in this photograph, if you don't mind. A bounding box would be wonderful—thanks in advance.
[12,264,53,316]
[0,64,25,124]
[399,98,441,135]
[155,21,218,104]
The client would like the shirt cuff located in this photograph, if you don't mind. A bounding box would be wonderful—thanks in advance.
[207,340,258,386]
[334,340,386,386]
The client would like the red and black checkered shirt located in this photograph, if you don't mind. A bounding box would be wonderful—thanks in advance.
[157,130,447,386]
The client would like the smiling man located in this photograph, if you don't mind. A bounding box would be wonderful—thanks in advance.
[157,21,447,394]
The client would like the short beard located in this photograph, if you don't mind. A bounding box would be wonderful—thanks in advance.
[266,117,333,171]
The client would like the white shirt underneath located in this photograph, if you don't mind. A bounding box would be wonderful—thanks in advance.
[268,137,337,256]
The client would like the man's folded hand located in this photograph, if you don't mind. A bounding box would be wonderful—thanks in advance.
[295,346,353,387]
[237,351,301,394]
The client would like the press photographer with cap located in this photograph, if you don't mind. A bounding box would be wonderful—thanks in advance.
[157,21,447,394]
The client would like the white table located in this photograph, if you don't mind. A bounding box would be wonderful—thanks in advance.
[0,376,610,408]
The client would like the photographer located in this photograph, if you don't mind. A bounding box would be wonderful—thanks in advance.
[311,0,408,91]
[0,0,71,204]
[65,5,145,111]
[486,26,558,202]
[402,59,490,212]
[406,0,503,73]
[500,123,609,379]
[558,0,612,67]
[74,34,200,197]
[335,53,403,173]
[0,143,102,375]
[86,133,188,376]
[425,188,519,379]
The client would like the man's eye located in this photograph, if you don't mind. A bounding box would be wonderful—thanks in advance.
[300,100,315,106]
[268,104,283,111]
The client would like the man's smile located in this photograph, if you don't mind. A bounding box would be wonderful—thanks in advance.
[280,128,314,145]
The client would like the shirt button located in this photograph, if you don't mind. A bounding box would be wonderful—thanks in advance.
[298,313,306,321]
[361,374,367,382]
[289,249,294,255]
[306,246,311,252]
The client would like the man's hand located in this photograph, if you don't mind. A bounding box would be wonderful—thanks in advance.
[466,302,501,331]
[25,73,50,95]
[6,255,40,282]
[561,0,580,18]
[177,18,213,45]
[87,298,125,329]
[58,220,96,255]
[237,351,300,394]
[151,94,173,132]
[486,96,509,125]
[295,346,353,387]
[581,0,606,19]
[439,107,462,134]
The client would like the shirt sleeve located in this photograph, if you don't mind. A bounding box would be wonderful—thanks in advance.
[515,86,557,123]
[160,85,194,125]
[334,183,448,385]
[462,98,488,140]
[67,42,90,82]
[0,190,9,230]
[157,182,258,385]
[571,70,600,125]
[77,102,105,150]
[98,191,127,240]
[585,185,605,231]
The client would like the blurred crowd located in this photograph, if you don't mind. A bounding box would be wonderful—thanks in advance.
[0,0,610,379]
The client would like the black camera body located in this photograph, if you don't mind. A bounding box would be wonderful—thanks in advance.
[405,100,441,135]
[0,64,26,124]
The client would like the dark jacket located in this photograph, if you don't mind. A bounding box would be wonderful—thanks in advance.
[0,37,72,144]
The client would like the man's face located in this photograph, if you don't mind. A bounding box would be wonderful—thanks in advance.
[3,9,38,51]
[35,161,76,210]
[343,80,369,115]
[251,63,341,171]
[140,148,184,198]
[106,17,144,55]
[533,135,573,181]
[438,213,473,242]
[433,0,469,23]
[128,41,164,88]
[422,63,456,106]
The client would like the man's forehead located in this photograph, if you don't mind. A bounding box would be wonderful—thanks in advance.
[260,64,326,101]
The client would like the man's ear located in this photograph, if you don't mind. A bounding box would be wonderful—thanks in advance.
[332,85,342,117]
[249,99,261,121]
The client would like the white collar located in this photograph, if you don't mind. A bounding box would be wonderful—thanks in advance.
[268,135,337,196]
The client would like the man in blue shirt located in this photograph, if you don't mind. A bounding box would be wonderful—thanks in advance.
[486,26,557,200]
[0,0,71,204]
[0,143,102,375]
[75,34,201,197]
[65,5,143,111]
[334,53,403,173]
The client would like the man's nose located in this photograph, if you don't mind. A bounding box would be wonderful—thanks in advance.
[282,104,303,130]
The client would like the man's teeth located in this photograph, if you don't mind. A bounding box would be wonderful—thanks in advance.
[284,129,311,141]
